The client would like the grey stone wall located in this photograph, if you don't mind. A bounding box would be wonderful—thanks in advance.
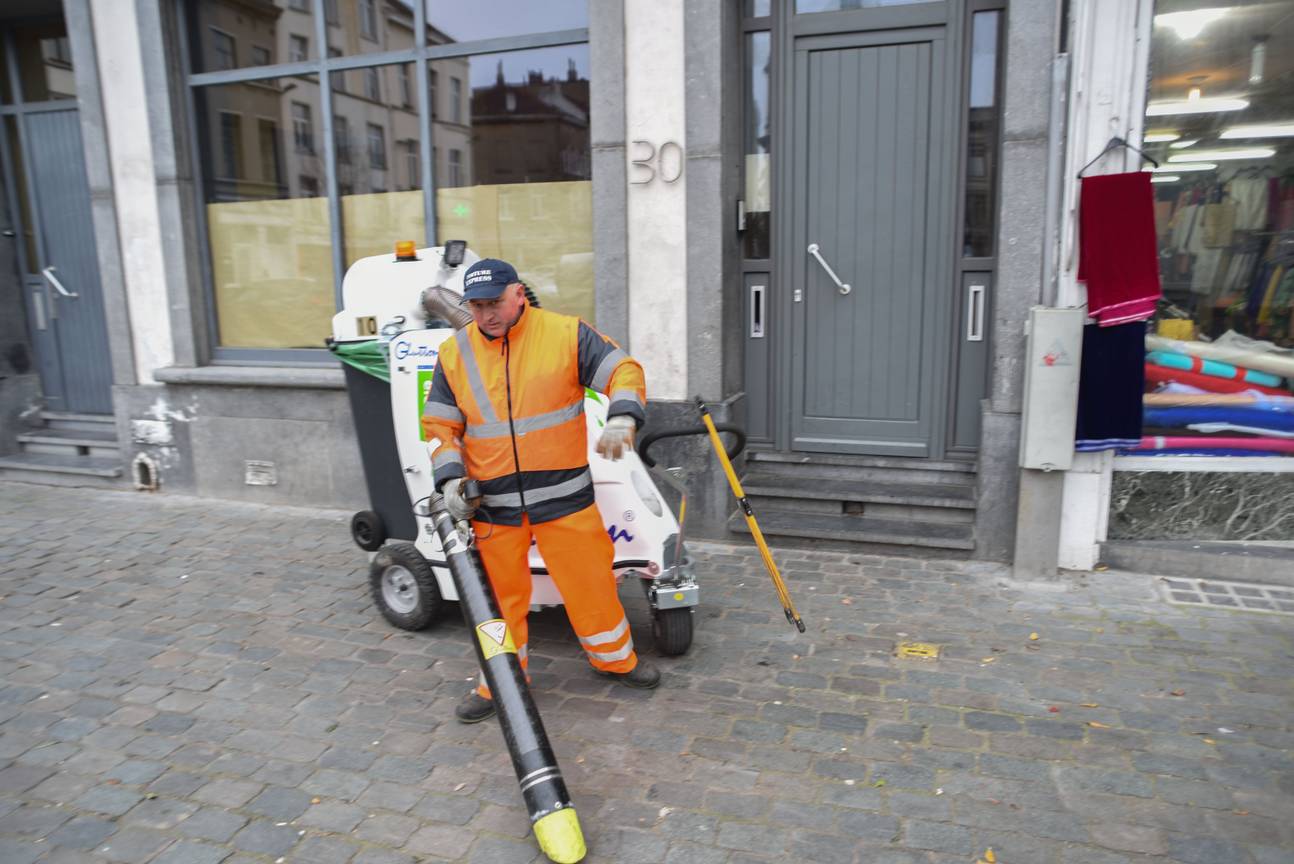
[975,0,1062,561]
[112,377,366,510]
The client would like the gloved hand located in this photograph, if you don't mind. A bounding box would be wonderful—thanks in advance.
[597,415,636,461]
[441,477,478,522]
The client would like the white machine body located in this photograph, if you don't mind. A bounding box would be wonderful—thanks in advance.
[331,245,480,343]
[344,245,694,611]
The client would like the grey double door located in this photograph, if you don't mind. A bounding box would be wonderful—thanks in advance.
[786,25,954,457]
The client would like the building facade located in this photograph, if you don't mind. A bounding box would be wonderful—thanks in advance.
[0,0,1289,573]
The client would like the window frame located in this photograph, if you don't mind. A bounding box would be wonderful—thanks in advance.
[176,0,590,363]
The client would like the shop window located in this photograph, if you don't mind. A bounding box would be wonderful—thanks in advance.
[339,68,424,273]
[433,44,594,322]
[743,31,771,259]
[181,1,591,356]
[1137,0,1294,456]
[194,76,334,350]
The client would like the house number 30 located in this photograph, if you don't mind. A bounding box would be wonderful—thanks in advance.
[630,140,684,185]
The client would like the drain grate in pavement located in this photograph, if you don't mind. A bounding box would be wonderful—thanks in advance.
[1161,577,1294,615]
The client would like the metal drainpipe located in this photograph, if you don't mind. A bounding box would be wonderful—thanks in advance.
[1040,53,1071,308]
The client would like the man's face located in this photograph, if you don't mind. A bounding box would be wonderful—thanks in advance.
[468,282,526,337]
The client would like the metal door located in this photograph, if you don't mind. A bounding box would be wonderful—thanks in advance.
[12,108,113,414]
[788,27,953,456]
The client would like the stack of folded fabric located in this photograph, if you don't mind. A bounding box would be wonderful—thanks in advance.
[1132,333,1294,456]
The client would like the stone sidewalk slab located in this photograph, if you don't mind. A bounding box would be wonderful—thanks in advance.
[0,481,1291,863]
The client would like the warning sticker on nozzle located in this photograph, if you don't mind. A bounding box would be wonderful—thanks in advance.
[476,619,517,660]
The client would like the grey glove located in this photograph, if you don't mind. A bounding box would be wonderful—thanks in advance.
[596,415,636,461]
[441,477,477,522]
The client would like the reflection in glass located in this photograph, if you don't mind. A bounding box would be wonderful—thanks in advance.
[796,0,936,12]
[746,0,771,16]
[339,64,424,267]
[963,11,1000,258]
[744,32,771,259]
[1,19,76,102]
[433,45,593,321]
[425,0,588,45]
[4,118,39,271]
[194,76,334,349]
[186,0,315,73]
[1140,0,1294,441]
[330,0,418,57]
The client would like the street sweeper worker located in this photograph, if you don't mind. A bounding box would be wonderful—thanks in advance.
[421,257,661,723]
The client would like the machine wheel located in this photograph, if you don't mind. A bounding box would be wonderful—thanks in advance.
[652,608,693,656]
[370,542,442,630]
[351,510,386,551]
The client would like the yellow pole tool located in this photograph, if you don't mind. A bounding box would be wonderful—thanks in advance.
[697,398,806,633]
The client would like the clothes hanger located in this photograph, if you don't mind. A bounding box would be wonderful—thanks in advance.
[1076,136,1160,178]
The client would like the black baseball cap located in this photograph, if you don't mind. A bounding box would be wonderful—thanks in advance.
[461,258,519,301]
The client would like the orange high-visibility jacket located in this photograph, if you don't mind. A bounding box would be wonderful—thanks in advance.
[420,303,646,525]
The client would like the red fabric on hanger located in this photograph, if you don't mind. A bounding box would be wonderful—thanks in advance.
[1078,171,1163,326]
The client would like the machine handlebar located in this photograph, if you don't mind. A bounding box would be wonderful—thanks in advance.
[639,423,746,468]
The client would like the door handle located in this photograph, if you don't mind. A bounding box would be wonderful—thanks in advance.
[42,266,78,298]
[749,283,765,338]
[966,283,985,342]
[806,243,851,295]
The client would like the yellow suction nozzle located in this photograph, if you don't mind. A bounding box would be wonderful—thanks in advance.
[533,808,585,863]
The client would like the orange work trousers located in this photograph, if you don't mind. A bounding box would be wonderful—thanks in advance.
[471,503,637,699]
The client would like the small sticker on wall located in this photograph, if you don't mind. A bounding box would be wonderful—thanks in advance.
[1040,340,1073,367]
[244,460,278,486]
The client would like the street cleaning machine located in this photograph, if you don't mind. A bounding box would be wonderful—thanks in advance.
[328,241,708,655]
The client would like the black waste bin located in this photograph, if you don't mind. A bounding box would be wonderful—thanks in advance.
[330,339,417,548]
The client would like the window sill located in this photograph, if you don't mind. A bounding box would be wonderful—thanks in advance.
[154,364,345,390]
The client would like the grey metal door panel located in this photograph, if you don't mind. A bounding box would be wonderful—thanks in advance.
[790,28,950,456]
[26,110,113,414]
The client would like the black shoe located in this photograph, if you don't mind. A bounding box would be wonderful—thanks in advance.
[454,692,495,724]
[604,659,661,690]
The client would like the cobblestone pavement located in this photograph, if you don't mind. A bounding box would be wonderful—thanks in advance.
[1,481,1292,864]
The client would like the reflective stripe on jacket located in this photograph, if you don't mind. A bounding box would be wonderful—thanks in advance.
[420,303,646,525]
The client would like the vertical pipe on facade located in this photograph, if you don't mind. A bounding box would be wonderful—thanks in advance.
[1040,53,1069,308]
[415,0,435,246]
[316,0,344,310]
